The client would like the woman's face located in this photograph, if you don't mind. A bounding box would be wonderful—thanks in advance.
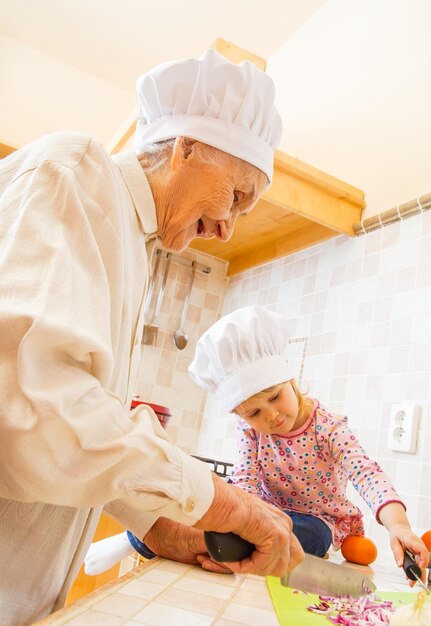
[235,382,302,436]
[155,139,268,252]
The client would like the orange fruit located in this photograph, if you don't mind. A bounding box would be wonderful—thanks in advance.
[421,530,431,551]
[341,535,378,565]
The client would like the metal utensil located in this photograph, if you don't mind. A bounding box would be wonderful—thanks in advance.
[143,249,162,316]
[142,253,171,346]
[403,550,430,594]
[173,261,196,350]
[204,531,376,597]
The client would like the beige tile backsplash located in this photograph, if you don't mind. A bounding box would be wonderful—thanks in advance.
[135,248,228,454]
[136,209,431,550]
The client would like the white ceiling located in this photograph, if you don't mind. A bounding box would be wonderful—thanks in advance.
[1,0,430,218]
[269,0,431,216]
[0,0,326,91]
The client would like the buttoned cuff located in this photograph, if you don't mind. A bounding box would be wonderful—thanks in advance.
[104,454,214,539]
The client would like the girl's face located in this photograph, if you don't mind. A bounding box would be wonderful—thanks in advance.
[235,382,305,436]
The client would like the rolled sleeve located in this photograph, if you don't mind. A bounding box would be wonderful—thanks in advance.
[105,452,214,539]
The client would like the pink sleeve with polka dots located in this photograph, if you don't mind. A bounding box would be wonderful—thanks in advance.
[230,419,262,497]
[328,415,405,523]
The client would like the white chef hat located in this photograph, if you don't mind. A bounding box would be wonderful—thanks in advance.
[135,49,282,182]
[188,305,295,412]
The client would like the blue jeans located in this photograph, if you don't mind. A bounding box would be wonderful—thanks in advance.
[127,530,156,560]
[285,511,332,557]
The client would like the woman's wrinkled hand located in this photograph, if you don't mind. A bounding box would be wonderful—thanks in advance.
[144,518,232,574]
[194,474,304,577]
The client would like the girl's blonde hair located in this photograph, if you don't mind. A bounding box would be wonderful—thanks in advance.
[236,379,313,420]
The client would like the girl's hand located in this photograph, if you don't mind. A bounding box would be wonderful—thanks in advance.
[389,523,429,587]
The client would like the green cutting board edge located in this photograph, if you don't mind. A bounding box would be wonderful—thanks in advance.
[267,576,430,626]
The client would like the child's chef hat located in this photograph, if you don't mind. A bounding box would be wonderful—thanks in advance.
[135,49,282,182]
[189,305,295,412]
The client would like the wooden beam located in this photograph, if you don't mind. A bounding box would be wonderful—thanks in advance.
[0,142,17,159]
[211,37,266,70]
[265,158,364,237]
[274,150,364,208]
[227,221,336,276]
[189,199,293,259]
[106,105,139,155]
[190,158,365,268]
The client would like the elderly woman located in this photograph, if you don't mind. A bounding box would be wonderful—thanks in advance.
[0,50,303,625]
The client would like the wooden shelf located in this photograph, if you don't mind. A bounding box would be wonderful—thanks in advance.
[189,150,365,275]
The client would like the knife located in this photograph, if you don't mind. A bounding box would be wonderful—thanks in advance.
[403,550,430,594]
[204,531,376,597]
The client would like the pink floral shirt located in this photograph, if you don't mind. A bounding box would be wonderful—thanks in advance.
[232,401,405,549]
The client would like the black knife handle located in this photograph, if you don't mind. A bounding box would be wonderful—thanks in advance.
[204,531,255,562]
[403,550,421,581]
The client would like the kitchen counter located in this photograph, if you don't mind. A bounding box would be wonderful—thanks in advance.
[32,551,419,626]
[32,557,279,626]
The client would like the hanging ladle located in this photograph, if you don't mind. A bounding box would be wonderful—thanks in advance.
[173,261,197,350]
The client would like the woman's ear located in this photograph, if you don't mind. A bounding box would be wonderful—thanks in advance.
[171,137,198,170]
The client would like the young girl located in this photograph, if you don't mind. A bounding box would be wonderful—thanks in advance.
[188,305,428,574]
[85,305,428,577]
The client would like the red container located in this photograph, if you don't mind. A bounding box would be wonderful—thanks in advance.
[130,396,172,429]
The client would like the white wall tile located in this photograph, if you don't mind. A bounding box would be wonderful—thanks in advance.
[383,374,408,403]
[416,496,429,529]
[362,252,381,278]
[395,462,422,495]
[357,429,379,457]
[387,346,410,373]
[417,261,431,288]
[367,342,389,376]
[352,324,372,351]
[410,342,431,371]
[419,234,431,264]
[392,292,415,321]
[389,318,412,346]
[406,372,430,401]
[400,214,422,241]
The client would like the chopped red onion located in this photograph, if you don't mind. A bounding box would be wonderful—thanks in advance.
[306,594,396,625]
[308,601,333,615]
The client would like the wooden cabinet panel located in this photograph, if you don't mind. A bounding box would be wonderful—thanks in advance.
[65,514,125,605]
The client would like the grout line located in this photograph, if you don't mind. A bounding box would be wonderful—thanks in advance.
[33,559,163,625]
[210,574,246,625]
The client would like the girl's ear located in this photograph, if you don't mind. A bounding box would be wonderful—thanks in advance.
[170,137,198,170]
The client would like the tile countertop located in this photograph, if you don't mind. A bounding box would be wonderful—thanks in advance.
[32,552,420,626]
[32,557,278,626]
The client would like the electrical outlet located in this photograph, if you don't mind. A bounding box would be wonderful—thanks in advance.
[387,404,420,453]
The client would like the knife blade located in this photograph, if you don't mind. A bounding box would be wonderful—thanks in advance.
[282,552,376,596]
[204,531,376,597]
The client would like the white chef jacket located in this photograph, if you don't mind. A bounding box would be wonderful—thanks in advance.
[0,132,214,625]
